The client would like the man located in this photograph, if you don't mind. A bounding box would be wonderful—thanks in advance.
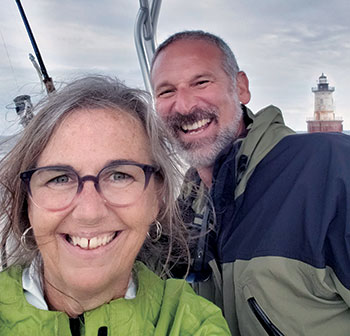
[151,30,350,335]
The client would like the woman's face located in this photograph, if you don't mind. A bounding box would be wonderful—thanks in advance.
[28,108,160,301]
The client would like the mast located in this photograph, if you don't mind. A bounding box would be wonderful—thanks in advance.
[15,0,55,94]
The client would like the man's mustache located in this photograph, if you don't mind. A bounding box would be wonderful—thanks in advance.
[164,107,218,132]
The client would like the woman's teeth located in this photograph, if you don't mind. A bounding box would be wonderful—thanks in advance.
[66,232,117,250]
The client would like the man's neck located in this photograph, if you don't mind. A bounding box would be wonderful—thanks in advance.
[197,166,214,189]
[195,116,247,189]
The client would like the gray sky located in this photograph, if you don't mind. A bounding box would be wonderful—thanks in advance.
[1,0,349,135]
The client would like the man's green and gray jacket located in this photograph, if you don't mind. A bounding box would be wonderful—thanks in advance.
[180,105,350,335]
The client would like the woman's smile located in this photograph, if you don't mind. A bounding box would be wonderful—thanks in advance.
[57,229,125,262]
[64,231,120,250]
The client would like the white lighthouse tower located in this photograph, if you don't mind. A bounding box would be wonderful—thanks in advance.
[313,73,334,120]
[307,73,343,133]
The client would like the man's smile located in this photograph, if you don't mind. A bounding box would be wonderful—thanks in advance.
[181,118,212,134]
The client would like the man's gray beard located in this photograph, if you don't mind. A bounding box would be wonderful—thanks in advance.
[174,99,243,168]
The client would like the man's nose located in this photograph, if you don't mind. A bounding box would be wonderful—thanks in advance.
[173,88,198,115]
[71,181,108,223]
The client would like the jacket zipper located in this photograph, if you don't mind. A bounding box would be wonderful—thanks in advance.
[247,297,284,336]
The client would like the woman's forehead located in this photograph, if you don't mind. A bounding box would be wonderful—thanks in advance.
[37,108,153,170]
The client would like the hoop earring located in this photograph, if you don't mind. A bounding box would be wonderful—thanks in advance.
[147,220,162,242]
[20,226,35,251]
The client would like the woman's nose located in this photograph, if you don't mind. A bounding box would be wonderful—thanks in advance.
[71,181,108,223]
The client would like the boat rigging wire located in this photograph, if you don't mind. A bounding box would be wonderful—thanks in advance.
[0,27,19,91]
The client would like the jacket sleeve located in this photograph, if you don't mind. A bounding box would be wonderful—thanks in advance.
[154,279,231,336]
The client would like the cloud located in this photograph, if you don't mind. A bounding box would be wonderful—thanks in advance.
[0,0,349,134]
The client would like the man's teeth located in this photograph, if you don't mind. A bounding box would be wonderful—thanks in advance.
[182,118,211,132]
[69,232,116,250]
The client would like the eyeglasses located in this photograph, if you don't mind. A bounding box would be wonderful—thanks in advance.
[20,160,159,211]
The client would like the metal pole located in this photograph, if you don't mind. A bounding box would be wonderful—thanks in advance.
[134,0,162,93]
[15,0,55,93]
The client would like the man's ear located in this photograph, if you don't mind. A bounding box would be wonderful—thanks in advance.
[236,71,251,104]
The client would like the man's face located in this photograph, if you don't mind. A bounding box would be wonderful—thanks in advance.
[151,39,249,168]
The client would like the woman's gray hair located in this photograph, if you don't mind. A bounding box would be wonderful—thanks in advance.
[0,75,189,276]
[151,30,240,87]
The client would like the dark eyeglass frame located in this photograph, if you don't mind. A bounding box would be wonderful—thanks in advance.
[20,160,160,209]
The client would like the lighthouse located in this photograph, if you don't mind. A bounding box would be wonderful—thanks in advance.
[307,73,343,133]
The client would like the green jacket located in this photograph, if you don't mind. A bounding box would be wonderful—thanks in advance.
[0,262,230,335]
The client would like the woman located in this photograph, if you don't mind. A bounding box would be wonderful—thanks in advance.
[0,76,230,335]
